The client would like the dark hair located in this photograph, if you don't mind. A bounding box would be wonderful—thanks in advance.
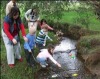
[47,44,54,55]
[9,6,20,18]
[13,1,16,7]
[30,6,38,15]
[30,9,34,15]
[41,19,47,25]
[8,6,21,24]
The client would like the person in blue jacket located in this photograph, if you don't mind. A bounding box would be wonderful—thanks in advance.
[24,25,36,67]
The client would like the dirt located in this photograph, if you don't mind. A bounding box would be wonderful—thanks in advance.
[82,53,100,78]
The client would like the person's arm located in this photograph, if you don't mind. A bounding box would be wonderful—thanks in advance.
[34,35,36,48]
[25,9,31,21]
[6,3,10,15]
[48,54,61,67]
[46,24,54,30]
[4,22,14,40]
[46,34,53,41]
[20,23,28,42]
[4,22,18,44]
[24,42,32,52]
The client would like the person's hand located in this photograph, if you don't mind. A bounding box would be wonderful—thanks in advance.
[12,38,17,44]
[29,52,32,53]
[57,63,61,67]
[50,39,53,41]
[43,43,46,46]
[27,19,30,22]
[29,50,32,53]
[23,36,28,42]
[34,45,36,48]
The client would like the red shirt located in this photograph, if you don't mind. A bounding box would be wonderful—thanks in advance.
[4,22,26,40]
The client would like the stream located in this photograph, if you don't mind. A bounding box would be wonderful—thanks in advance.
[34,37,93,79]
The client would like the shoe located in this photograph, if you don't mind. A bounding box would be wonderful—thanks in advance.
[46,63,48,66]
[18,58,23,62]
[40,64,46,68]
[8,64,15,68]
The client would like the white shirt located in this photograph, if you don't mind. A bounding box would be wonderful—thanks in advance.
[37,49,57,64]
[25,9,40,22]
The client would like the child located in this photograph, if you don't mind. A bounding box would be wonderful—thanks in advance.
[39,19,54,30]
[36,44,61,68]
[36,24,53,50]
[24,26,36,67]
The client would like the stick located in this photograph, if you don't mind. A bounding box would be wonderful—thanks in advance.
[31,52,38,64]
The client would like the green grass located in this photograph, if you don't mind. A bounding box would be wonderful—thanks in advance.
[56,10,100,31]
[1,29,57,79]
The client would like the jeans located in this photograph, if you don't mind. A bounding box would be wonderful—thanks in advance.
[36,43,44,51]
[36,57,47,65]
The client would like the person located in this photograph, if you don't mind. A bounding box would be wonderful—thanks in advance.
[24,26,36,67]
[2,7,28,68]
[6,0,17,15]
[36,24,53,50]
[39,19,54,31]
[36,44,61,68]
[25,7,40,31]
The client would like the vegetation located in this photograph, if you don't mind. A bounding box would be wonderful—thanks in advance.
[1,0,100,79]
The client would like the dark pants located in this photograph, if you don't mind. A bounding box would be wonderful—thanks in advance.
[36,43,44,51]
[24,49,35,66]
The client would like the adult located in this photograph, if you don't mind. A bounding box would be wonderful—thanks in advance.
[2,7,28,68]
[6,0,17,15]
[25,7,40,31]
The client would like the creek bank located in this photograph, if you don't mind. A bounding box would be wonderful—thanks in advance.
[51,22,100,78]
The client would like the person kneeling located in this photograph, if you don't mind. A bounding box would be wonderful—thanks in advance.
[36,44,61,68]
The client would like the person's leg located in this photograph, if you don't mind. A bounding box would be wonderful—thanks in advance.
[36,43,44,51]
[24,49,31,65]
[14,42,22,60]
[2,30,15,66]
[36,57,47,67]
[30,49,36,66]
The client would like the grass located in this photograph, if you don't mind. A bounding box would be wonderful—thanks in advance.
[1,28,57,79]
[58,10,100,31]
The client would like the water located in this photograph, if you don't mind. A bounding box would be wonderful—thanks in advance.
[34,37,93,79]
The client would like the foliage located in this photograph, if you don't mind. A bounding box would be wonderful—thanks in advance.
[77,34,100,54]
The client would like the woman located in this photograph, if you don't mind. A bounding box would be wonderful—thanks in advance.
[2,7,28,68]
[25,7,40,31]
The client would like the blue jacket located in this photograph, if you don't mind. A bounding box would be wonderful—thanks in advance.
[24,33,36,52]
